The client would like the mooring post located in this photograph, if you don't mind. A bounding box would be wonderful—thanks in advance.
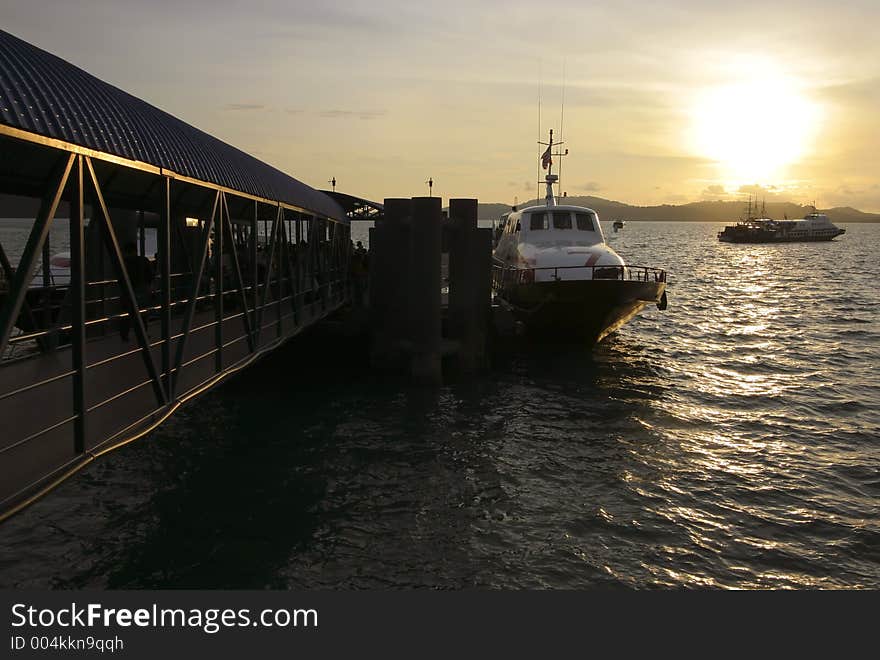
[474,226,493,365]
[370,198,412,368]
[447,198,484,372]
[409,196,442,385]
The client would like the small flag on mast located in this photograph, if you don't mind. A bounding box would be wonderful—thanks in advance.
[541,145,552,170]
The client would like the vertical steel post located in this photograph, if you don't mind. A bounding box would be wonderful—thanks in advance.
[278,218,297,326]
[254,209,279,345]
[251,201,258,346]
[69,155,87,453]
[294,212,302,312]
[215,193,224,373]
[160,177,172,397]
[276,207,283,337]
[41,234,51,337]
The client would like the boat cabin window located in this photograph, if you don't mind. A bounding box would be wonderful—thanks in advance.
[576,213,597,232]
[529,212,549,230]
[552,212,572,229]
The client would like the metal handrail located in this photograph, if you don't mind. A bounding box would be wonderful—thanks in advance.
[86,377,156,414]
[0,415,78,456]
[0,369,75,402]
[492,260,667,283]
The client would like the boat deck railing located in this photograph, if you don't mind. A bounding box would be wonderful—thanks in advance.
[492,261,666,287]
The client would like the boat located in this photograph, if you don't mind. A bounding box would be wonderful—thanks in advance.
[718,201,845,243]
[612,219,625,232]
[492,129,667,345]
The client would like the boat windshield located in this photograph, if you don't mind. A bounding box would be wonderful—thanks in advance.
[552,212,572,229]
[527,211,598,232]
[576,213,597,231]
[529,212,549,230]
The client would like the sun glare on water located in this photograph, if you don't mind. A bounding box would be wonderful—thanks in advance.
[689,69,822,182]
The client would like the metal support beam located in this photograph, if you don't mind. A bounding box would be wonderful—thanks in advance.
[0,242,39,339]
[276,207,283,337]
[0,153,74,358]
[255,208,280,344]
[160,177,172,395]
[279,218,299,325]
[69,155,87,453]
[85,156,167,406]
[251,201,259,346]
[221,194,255,352]
[172,191,218,396]
[215,194,224,373]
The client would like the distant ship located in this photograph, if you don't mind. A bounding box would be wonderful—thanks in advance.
[492,129,667,345]
[718,200,845,243]
[612,219,625,232]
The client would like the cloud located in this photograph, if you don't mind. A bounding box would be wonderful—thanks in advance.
[577,181,602,192]
[738,184,779,195]
[319,109,386,120]
[223,103,265,111]
[703,184,727,195]
[819,77,880,104]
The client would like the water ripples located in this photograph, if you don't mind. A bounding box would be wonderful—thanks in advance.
[1,222,878,589]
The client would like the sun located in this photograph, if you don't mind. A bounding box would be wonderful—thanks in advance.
[689,69,821,182]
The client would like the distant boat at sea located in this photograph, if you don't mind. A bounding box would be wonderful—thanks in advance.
[718,209,845,243]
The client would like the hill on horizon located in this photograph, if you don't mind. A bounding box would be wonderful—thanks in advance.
[474,196,880,223]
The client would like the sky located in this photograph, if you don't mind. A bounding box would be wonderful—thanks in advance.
[4,0,880,211]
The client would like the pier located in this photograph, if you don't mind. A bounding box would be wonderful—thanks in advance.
[0,31,369,518]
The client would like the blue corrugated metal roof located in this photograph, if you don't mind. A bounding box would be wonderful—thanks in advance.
[0,29,345,221]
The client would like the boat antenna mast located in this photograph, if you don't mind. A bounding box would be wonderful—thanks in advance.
[538,128,567,206]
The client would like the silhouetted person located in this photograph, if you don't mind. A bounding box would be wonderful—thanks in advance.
[119,242,153,341]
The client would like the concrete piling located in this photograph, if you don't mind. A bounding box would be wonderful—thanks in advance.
[367,195,490,384]
[370,198,411,369]
[447,198,484,372]
[408,196,442,385]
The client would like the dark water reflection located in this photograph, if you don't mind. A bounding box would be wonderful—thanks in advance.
[1,222,878,589]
